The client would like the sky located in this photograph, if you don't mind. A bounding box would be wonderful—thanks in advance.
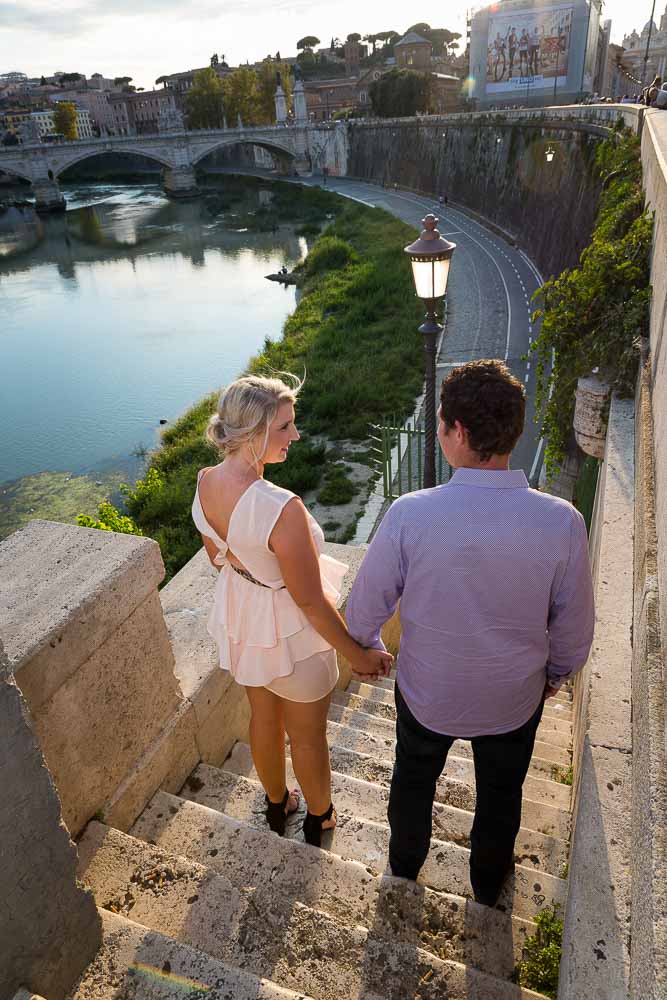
[2,0,651,92]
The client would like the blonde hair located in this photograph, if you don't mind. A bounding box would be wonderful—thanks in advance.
[206,373,302,465]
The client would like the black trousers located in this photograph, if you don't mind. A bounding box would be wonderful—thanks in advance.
[388,684,544,898]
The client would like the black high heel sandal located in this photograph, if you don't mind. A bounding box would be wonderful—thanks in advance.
[302,803,336,847]
[264,788,299,836]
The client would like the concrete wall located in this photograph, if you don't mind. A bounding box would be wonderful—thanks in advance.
[348,118,603,278]
[559,394,634,999]
[0,638,101,1000]
[636,108,667,999]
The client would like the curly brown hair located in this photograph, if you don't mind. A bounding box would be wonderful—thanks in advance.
[440,360,525,462]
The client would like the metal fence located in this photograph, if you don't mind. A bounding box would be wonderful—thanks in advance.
[370,420,452,500]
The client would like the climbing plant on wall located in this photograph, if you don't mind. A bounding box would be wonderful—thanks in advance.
[530,124,652,479]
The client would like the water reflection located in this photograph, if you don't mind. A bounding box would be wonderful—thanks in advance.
[0,182,306,500]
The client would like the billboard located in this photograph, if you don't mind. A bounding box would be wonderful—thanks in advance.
[485,3,574,94]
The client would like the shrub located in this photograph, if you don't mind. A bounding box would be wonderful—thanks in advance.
[77,501,143,536]
[316,464,357,505]
[531,131,652,478]
[305,236,358,276]
[513,905,564,998]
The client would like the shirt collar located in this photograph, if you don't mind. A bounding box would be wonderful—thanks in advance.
[448,468,529,489]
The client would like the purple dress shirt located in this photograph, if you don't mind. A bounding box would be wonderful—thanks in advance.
[345,468,595,737]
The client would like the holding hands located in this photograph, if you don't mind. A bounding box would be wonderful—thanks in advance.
[350,645,394,682]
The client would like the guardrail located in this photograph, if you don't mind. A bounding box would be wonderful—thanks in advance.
[370,420,452,499]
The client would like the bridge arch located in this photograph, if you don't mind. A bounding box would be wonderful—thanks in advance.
[0,161,33,184]
[191,138,297,168]
[54,146,173,179]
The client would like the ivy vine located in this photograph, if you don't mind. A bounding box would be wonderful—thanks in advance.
[530,123,652,479]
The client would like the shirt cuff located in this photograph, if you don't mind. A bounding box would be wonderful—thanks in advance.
[546,669,572,690]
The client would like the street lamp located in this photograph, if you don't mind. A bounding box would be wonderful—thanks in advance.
[404,215,456,489]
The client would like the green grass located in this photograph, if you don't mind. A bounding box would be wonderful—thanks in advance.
[552,764,574,786]
[80,187,422,580]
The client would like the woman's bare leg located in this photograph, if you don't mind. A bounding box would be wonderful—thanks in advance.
[283,692,336,828]
[244,685,297,809]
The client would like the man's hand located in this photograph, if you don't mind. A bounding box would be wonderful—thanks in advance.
[351,647,393,682]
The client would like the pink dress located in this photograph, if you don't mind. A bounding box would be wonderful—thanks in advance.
[192,473,349,702]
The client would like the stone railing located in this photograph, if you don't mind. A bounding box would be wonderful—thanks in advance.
[351,103,644,136]
[0,519,375,996]
[559,392,635,997]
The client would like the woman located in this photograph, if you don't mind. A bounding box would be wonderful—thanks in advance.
[192,374,392,847]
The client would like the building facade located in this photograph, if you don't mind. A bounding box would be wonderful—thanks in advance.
[395,32,434,71]
[622,8,667,86]
[468,0,605,107]
[27,107,94,140]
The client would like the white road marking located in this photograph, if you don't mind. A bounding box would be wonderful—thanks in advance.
[530,436,545,483]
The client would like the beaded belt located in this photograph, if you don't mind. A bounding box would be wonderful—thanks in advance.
[230,563,285,590]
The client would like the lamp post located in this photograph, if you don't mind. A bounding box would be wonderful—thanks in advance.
[404,215,456,489]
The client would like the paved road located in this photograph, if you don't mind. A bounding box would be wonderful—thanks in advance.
[306,177,546,484]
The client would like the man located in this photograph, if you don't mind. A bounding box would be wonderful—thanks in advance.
[345,360,594,906]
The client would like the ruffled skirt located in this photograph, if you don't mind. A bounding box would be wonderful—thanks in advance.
[207,553,349,689]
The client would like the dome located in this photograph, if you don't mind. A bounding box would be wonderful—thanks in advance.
[643,18,657,34]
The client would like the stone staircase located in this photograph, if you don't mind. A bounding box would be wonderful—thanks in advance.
[68,670,574,999]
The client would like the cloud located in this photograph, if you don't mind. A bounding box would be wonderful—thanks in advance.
[0,0,220,36]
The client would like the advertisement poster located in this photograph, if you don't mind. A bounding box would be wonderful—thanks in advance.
[486,3,574,93]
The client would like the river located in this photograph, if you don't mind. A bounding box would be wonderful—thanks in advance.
[0,180,307,538]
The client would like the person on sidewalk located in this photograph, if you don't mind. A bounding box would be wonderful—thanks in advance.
[345,360,595,905]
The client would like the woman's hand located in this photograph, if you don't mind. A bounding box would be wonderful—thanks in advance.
[350,646,394,682]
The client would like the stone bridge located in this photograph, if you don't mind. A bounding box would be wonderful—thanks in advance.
[0,102,641,213]
[0,122,349,211]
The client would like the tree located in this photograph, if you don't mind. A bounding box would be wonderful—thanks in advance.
[52,101,78,140]
[155,75,168,87]
[40,75,46,85]
[405,22,431,36]
[211,53,219,66]
[296,36,320,51]
[369,68,432,117]
[347,32,362,43]
[364,33,379,54]
[222,66,261,125]
[257,59,293,123]
[60,72,83,85]
[114,76,132,87]
[185,67,225,129]
[1,130,19,146]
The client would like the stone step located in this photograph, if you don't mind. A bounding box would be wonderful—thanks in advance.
[223,742,571,862]
[321,720,571,812]
[134,788,538,978]
[332,690,573,748]
[321,718,566,782]
[178,764,567,920]
[348,681,573,723]
[68,909,312,1000]
[78,823,544,1000]
[201,752,568,877]
[327,701,572,767]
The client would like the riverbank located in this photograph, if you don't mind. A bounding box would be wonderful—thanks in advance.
[0,178,314,541]
[87,191,422,579]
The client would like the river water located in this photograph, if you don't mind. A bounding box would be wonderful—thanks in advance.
[0,181,305,536]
